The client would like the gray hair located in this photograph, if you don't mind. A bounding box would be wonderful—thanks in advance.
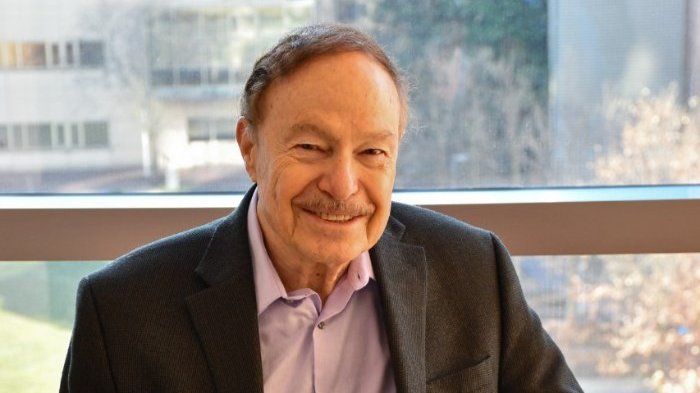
[240,23,408,132]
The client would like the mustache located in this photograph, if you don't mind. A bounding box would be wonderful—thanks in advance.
[297,197,375,216]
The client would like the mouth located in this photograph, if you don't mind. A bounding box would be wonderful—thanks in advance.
[305,209,358,223]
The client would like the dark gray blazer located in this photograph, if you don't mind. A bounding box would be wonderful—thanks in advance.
[60,187,583,393]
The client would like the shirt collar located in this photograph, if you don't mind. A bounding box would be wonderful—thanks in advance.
[247,189,375,316]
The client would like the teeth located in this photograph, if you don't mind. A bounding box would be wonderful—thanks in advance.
[316,212,353,222]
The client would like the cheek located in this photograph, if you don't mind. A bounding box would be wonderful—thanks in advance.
[269,161,316,212]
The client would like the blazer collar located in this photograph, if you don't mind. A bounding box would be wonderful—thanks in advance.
[371,213,428,393]
[185,188,428,393]
[186,186,264,393]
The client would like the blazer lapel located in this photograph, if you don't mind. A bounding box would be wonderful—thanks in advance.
[185,187,264,393]
[371,215,428,393]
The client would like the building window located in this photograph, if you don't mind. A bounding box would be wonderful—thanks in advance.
[51,43,60,66]
[151,69,174,86]
[187,118,210,141]
[0,125,8,149]
[12,125,23,149]
[178,68,202,85]
[65,42,74,66]
[25,124,53,149]
[70,124,80,147]
[78,41,105,67]
[148,5,312,89]
[214,118,235,140]
[187,117,235,142]
[0,40,104,69]
[54,125,66,148]
[0,121,108,150]
[21,43,46,68]
[83,121,109,148]
[0,42,18,68]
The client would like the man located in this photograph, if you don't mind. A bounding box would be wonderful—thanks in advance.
[61,24,583,392]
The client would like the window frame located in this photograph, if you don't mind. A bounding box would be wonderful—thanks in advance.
[1,185,699,261]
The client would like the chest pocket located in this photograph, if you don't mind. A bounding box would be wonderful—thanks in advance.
[426,356,494,393]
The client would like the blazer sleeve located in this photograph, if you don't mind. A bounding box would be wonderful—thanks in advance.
[60,277,117,393]
[491,233,583,393]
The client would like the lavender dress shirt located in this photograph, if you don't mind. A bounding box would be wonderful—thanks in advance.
[247,191,397,393]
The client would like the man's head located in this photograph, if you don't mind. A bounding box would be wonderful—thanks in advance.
[240,23,408,133]
[236,24,405,270]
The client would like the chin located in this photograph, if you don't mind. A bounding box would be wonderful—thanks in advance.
[312,246,364,265]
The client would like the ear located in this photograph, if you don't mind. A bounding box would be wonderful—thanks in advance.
[236,117,257,182]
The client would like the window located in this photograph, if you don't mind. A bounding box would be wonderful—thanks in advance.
[70,124,80,147]
[11,125,23,149]
[50,43,60,66]
[55,125,66,148]
[65,42,74,65]
[25,123,52,149]
[78,40,105,67]
[21,42,46,67]
[0,126,8,149]
[83,122,109,148]
[187,118,210,141]
[0,121,109,150]
[187,117,235,142]
[514,254,700,393]
[0,42,18,67]
[147,5,311,90]
[0,2,698,392]
[214,118,235,140]
[0,40,104,69]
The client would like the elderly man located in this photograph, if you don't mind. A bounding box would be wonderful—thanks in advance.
[61,24,582,392]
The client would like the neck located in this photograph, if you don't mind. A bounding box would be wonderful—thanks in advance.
[268,253,350,304]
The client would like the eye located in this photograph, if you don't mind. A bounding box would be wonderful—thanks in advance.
[362,148,386,156]
[296,143,319,151]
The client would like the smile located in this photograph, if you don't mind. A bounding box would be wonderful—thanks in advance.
[315,212,354,222]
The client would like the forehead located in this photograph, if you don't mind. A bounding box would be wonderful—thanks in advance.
[258,51,401,130]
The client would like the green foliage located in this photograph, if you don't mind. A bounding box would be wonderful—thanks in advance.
[0,309,70,393]
[368,0,550,187]
[374,0,547,97]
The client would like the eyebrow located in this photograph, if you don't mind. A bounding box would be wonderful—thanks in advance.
[285,123,397,144]
[286,123,335,143]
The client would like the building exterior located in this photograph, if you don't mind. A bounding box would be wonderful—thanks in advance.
[0,0,315,191]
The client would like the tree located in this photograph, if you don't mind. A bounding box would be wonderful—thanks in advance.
[558,85,700,392]
[367,0,549,188]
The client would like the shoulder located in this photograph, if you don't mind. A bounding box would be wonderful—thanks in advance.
[387,201,509,285]
[389,201,496,252]
[84,215,228,293]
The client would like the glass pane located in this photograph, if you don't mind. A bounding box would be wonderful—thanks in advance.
[20,43,46,67]
[1,1,699,192]
[55,125,65,147]
[51,43,60,66]
[78,40,104,67]
[0,126,8,149]
[25,124,52,149]
[0,261,108,392]
[187,118,210,141]
[0,42,18,67]
[514,254,700,393]
[65,43,74,65]
[83,121,109,148]
[214,118,235,140]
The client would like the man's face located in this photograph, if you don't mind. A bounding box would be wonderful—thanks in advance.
[237,51,402,268]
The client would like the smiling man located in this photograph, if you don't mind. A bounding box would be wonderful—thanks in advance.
[61,24,583,393]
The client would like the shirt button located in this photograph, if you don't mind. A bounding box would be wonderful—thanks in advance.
[317,321,325,329]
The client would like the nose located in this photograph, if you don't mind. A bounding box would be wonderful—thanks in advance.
[318,154,359,201]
